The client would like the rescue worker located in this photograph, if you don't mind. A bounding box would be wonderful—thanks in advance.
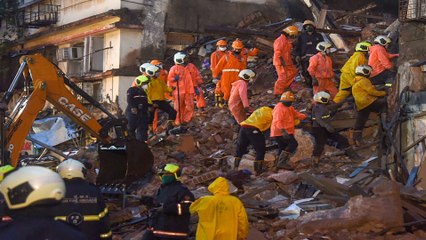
[211,39,229,108]
[352,65,387,146]
[53,159,111,240]
[145,64,177,131]
[132,62,153,87]
[126,75,150,141]
[271,91,307,170]
[334,41,372,103]
[0,166,87,240]
[213,39,247,102]
[368,35,399,86]
[235,106,273,175]
[311,92,362,166]
[185,56,206,111]
[141,163,194,240]
[308,41,338,98]
[295,20,324,87]
[0,165,15,221]
[228,69,255,124]
[168,52,195,126]
[190,177,249,240]
[151,59,169,83]
[273,25,299,95]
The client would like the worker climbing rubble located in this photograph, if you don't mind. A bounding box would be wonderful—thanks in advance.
[308,41,338,98]
[368,35,399,87]
[273,25,299,95]
[228,69,255,124]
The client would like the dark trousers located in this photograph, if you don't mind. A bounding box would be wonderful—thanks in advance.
[354,98,387,131]
[312,127,350,156]
[236,126,266,160]
[370,69,396,86]
[274,135,298,155]
[127,111,148,141]
[301,58,312,87]
[148,101,177,124]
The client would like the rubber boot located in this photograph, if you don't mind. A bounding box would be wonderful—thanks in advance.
[312,156,321,167]
[352,130,363,146]
[254,160,265,175]
[344,147,362,161]
[233,157,241,169]
[276,151,293,170]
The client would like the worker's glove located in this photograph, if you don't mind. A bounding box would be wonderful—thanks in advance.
[312,77,319,86]
[174,75,180,82]
[212,78,219,84]
[194,87,200,96]
[326,125,335,133]
[131,108,138,114]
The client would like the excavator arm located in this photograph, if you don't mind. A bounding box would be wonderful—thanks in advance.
[1,54,153,184]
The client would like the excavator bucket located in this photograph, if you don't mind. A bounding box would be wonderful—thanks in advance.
[96,140,154,184]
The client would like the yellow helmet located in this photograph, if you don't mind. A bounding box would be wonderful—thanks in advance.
[0,166,65,209]
[158,163,181,180]
[303,20,315,28]
[0,165,15,182]
[355,41,372,52]
[282,26,299,37]
[135,75,150,87]
[280,91,295,102]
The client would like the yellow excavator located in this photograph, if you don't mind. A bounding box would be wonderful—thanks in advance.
[0,54,153,184]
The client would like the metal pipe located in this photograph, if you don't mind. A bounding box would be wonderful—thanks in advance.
[1,60,27,104]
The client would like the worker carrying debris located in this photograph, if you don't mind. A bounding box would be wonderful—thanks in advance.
[311,92,361,166]
[368,35,399,87]
[271,91,307,170]
[308,41,338,98]
[235,106,273,175]
[168,52,195,126]
[53,159,112,240]
[145,64,177,132]
[228,69,255,124]
[141,163,194,240]
[126,75,150,141]
[295,20,324,88]
[352,65,387,146]
[0,166,88,240]
[273,25,299,95]
[211,39,229,108]
[213,39,247,102]
[334,41,372,103]
[190,177,249,240]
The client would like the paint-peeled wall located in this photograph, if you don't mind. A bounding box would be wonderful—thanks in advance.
[120,29,143,67]
[103,76,134,111]
[104,30,121,71]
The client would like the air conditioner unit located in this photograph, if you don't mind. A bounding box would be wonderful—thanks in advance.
[57,47,83,61]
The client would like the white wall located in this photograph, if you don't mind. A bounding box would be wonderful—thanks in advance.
[58,0,118,25]
[104,30,121,71]
[119,29,143,67]
[103,76,134,111]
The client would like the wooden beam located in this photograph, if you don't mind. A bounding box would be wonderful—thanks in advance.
[317,4,328,29]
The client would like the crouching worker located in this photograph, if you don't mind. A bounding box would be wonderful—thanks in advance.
[190,177,249,240]
[311,92,362,166]
[271,91,307,170]
[141,163,194,240]
[0,166,87,240]
[53,159,111,239]
[235,106,273,175]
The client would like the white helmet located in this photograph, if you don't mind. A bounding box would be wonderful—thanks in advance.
[174,52,187,65]
[0,166,65,210]
[139,63,153,74]
[316,41,332,52]
[57,159,86,179]
[145,65,160,77]
[238,69,256,81]
[355,65,373,77]
[374,35,391,47]
[313,91,331,104]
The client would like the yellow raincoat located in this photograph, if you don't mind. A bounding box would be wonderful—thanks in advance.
[352,75,386,111]
[190,177,249,240]
[334,52,368,103]
[240,106,273,132]
[147,77,172,102]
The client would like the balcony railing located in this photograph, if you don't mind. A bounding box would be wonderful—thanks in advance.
[16,3,60,28]
[399,0,426,22]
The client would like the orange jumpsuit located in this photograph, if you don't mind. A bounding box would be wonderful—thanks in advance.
[242,48,259,62]
[368,45,399,78]
[210,50,228,94]
[308,52,338,98]
[213,53,247,101]
[228,79,249,123]
[273,35,298,95]
[186,63,206,109]
[270,103,306,137]
[167,65,195,125]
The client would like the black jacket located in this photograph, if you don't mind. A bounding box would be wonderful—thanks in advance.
[296,31,324,57]
[126,86,149,115]
[51,178,111,240]
[0,206,87,240]
[312,102,343,129]
[149,181,194,239]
